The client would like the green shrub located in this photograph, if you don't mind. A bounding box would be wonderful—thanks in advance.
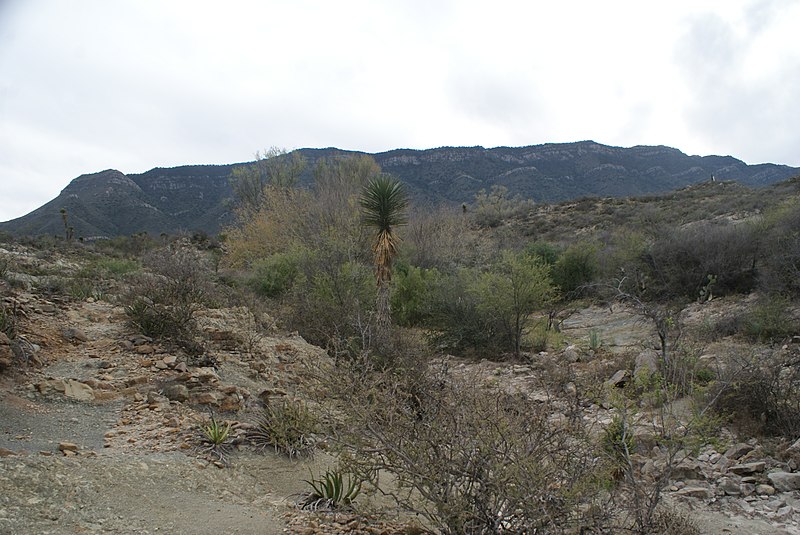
[247,252,299,298]
[93,257,140,277]
[249,399,318,459]
[425,268,505,356]
[525,240,560,265]
[285,255,375,358]
[553,242,599,297]
[602,415,635,468]
[390,264,440,327]
[744,296,794,342]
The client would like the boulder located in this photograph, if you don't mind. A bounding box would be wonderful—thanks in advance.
[768,471,800,492]
[718,477,741,496]
[63,327,89,343]
[63,379,94,401]
[606,369,629,388]
[672,461,705,481]
[724,442,754,461]
[563,345,580,363]
[634,349,659,378]
[728,461,765,476]
[163,384,189,403]
[674,486,713,499]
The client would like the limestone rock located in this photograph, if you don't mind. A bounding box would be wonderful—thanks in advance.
[606,369,629,388]
[672,461,705,481]
[724,443,754,461]
[163,384,189,402]
[63,327,89,342]
[194,392,218,405]
[563,345,580,363]
[634,349,659,378]
[675,486,713,499]
[718,477,741,496]
[728,461,765,476]
[768,471,800,492]
[756,484,776,496]
[58,442,80,453]
[63,379,95,401]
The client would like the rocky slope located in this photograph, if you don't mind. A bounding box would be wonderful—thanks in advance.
[1,141,797,238]
[2,244,800,534]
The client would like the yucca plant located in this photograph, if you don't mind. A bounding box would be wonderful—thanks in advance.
[298,469,362,511]
[360,175,408,344]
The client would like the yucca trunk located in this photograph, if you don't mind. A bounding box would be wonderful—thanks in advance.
[375,281,391,345]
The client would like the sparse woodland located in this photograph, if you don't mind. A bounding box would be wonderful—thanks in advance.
[3,153,800,534]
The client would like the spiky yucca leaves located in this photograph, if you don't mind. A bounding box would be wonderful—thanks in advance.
[359,176,409,344]
[298,469,363,511]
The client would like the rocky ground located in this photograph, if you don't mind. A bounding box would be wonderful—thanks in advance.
[0,280,420,534]
[2,246,800,534]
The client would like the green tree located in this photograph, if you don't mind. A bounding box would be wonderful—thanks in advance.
[471,251,555,357]
[359,175,409,344]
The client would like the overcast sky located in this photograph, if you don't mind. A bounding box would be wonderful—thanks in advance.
[1,0,799,221]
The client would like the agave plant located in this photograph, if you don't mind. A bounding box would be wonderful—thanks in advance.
[198,414,233,464]
[298,469,362,511]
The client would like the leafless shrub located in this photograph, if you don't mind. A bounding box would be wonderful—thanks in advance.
[332,363,608,534]
[123,245,214,349]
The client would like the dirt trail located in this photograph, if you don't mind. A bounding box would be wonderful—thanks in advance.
[0,297,333,534]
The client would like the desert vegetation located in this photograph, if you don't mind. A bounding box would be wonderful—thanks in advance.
[3,155,800,534]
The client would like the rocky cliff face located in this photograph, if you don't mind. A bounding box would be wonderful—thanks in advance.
[1,141,797,238]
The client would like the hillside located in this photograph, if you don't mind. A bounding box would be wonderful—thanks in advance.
[3,169,800,533]
[1,141,797,238]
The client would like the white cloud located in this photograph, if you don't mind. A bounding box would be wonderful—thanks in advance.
[1,0,798,221]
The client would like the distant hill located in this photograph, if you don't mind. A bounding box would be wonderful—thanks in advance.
[1,141,797,238]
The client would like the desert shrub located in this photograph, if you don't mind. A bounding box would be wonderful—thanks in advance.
[403,205,475,270]
[759,204,800,296]
[525,240,560,265]
[552,241,599,297]
[0,257,10,280]
[390,264,440,327]
[641,222,758,301]
[650,507,701,535]
[602,415,635,470]
[472,185,535,228]
[425,268,505,356]
[336,367,605,535]
[713,352,800,438]
[249,398,319,459]
[247,251,300,298]
[0,303,18,339]
[123,246,213,343]
[743,296,794,342]
[285,255,375,359]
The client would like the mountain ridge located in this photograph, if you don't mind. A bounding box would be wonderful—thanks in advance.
[2,141,797,238]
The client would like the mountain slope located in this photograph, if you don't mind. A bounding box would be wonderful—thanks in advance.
[1,141,797,238]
